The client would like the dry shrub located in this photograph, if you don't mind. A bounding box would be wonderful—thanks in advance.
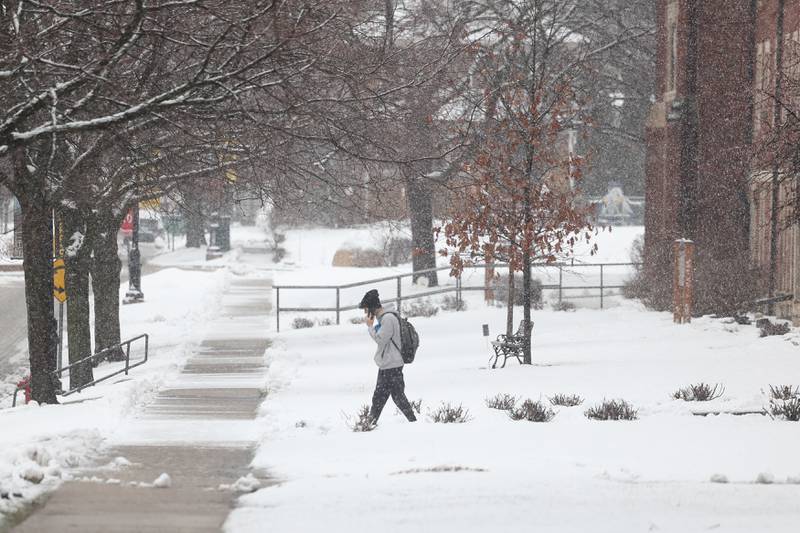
[585,399,638,420]
[349,404,376,432]
[549,393,584,407]
[403,299,439,318]
[508,399,555,422]
[769,385,800,401]
[441,295,467,311]
[770,398,800,421]
[428,402,471,424]
[292,317,314,329]
[485,393,517,411]
[672,383,725,402]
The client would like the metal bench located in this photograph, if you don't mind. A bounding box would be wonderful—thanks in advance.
[490,320,533,368]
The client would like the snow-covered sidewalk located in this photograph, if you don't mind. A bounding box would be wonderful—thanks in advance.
[13,268,272,532]
[0,267,228,524]
[226,301,800,533]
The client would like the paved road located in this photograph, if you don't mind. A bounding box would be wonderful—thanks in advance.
[0,274,27,382]
[0,244,164,383]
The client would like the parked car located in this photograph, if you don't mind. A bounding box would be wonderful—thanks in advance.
[138,217,165,243]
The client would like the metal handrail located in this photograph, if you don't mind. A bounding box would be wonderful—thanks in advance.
[13,334,150,406]
[58,334,150,396]
[274,262,640,331]
[274,262,641,291]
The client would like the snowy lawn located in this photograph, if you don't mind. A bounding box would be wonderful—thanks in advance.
[227,301,800,533]
[273,224,644,328]
[0,267,227,522]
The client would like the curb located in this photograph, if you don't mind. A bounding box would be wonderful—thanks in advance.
[0,263,23,272]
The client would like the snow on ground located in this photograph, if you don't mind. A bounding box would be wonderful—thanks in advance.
[221,223,798,533]
[0,267,228,523]
[0,232,20,265]
[227,299,800,533]
[273,224,643,329]
[0,222,271,523]
[148,222,269,269]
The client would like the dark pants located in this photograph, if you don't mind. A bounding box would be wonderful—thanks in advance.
[370,367,416,422]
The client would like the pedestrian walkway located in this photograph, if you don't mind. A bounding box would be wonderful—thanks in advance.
[13,267,272,533]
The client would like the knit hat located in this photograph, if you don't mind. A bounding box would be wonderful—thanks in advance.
[359,289,381,310]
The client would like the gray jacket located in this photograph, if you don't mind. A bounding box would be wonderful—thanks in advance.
[368,307,404,370]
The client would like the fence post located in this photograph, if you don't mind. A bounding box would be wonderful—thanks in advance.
[396,276,402,312]
[558,265,563,304]
[336,287,340,325]
[456,274,462,309]
[600,264,604,310]
[276,287,281,332]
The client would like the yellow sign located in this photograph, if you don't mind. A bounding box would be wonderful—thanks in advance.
[139,197,161,209]
[53,258,67,303]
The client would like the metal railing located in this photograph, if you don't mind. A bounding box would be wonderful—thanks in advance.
[274,262,640,331]
[12,334,149,407]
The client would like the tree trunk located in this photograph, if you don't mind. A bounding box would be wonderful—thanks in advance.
[406,177,438,287]
[15,159,59,403]
[522,253,532,364]
[182,189,206,248]
[522,183,533,365]
[62,208,94,388]
[506,270,515,337]
[91,211,125,361]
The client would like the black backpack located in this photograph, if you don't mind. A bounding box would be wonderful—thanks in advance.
[384,311,419,364]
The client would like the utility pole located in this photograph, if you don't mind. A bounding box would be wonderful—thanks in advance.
[123,204,144,304]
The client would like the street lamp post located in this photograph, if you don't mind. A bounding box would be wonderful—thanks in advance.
[123,204,144,304]
[206,211,223,260]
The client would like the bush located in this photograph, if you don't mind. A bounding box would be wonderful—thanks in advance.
[317,318,333,327]
[349,404,377,432]
[428,402,471,424]
[551,301,576,312]
[271,232,287,263]
[397,399,423,416]
[403,299,439,318]
[350,316,366,325]
[441,295,467,312]
[622,235,647,300]
[757,318,790,337]
[272,247,287,263]
[672,383,725,402]
[549,393,584,407]
[769,385,800,401]
[769,397,800,421]
[485,393,517,411]
[508,399,556,422]
[492,274,542,307]
[621,235,672,310]
[585,399,638,420]
[410,399,423,415]
[292,317,315,329]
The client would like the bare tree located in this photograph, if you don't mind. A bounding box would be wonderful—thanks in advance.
[0,1,409,402]
[436,0,650,362]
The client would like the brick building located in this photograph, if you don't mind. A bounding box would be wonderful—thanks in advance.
[749,0,800,320]
[645,1,758,314]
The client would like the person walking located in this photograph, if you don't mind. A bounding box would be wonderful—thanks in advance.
[359,289,417,424]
